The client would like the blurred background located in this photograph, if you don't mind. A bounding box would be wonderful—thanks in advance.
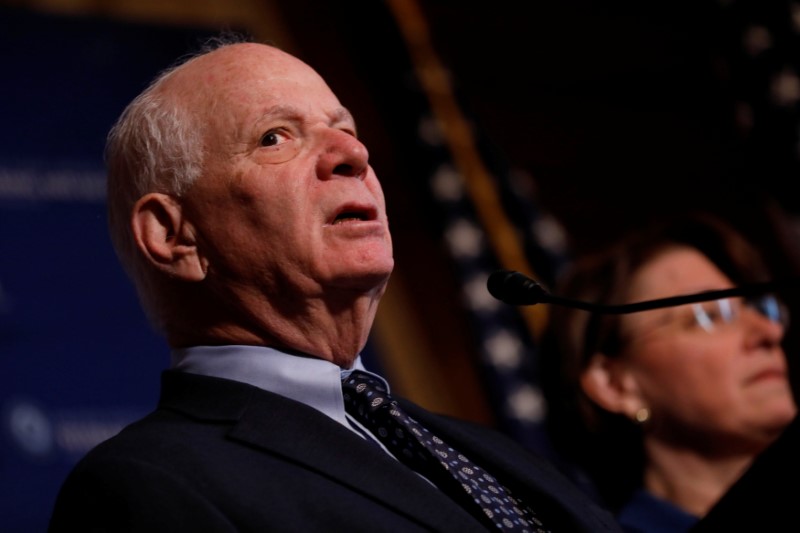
[3,0,800,530]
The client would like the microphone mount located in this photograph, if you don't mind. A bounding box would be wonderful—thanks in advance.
[487,269,791,314]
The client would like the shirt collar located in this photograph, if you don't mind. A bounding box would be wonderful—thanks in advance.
[170,345,388,429]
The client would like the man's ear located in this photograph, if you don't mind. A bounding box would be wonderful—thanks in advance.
[580,352,645,420]
[131,193,207,282]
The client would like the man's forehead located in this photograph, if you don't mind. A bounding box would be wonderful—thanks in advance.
[223,45,315,78]
[168,44,310,93]
[196,42,289,68]
[165,47,337,111]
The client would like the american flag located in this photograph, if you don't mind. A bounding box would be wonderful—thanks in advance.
[383,0,571,456]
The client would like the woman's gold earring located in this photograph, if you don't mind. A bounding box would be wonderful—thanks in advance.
[634,407,650,424]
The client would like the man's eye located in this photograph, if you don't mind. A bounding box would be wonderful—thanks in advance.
[260,130,286,147]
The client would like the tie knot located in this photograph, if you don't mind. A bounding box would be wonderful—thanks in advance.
[342,370,394,415]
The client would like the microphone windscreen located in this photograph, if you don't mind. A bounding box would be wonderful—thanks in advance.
[487,270,515,300]
[487,270,547,305]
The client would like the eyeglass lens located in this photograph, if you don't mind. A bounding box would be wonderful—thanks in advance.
[691,294,788,332]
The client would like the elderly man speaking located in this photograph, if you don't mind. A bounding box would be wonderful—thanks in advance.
[48,38,621,533]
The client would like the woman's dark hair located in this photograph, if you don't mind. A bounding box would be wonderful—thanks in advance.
[540,211,775,511]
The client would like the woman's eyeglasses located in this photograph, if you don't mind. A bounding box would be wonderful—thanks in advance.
[688,294,788,332]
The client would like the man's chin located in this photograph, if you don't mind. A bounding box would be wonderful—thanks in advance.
[328,266,393,293]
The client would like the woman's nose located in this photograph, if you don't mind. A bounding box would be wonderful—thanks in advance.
[742,307,785,348]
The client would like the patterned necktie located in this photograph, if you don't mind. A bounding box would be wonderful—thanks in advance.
[342,370,549,532]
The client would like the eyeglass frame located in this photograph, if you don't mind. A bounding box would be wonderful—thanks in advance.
[689,293,788,332]
[583,286,792,359]
[613,292,789,349]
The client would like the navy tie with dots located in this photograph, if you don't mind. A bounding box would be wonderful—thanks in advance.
[342,370,549,532]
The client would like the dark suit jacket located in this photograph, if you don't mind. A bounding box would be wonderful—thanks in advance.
[691,413,800,532]
[49,370,621,532]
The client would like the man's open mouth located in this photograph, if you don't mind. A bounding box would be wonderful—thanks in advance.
[331,205,377,225]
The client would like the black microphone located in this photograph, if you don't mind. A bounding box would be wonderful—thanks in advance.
[487,269,788,314]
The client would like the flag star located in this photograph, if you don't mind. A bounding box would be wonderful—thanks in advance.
[444,217,484,259]
[418,115,445,147]
[430,163,465,202]
[742,25,772,57]
[770,68,800,107]
[464,273,501,312]
[531,215,568,254]
[506,384,546,423]
[484,329,524,369]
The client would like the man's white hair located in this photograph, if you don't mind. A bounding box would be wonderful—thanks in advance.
[105,35,249,331]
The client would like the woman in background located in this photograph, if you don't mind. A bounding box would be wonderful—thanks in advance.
[541,212,797,532]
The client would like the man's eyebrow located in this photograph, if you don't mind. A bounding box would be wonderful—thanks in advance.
[331,107,356,129]
[257,105,356,132]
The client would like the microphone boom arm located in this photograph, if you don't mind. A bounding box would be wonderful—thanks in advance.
[487,269,790,314]
[540,281,784,314]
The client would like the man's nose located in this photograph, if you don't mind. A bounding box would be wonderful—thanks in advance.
[317,129,369,180]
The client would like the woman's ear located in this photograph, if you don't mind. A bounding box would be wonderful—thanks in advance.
[580,352,646,420]
[131,193,207,282]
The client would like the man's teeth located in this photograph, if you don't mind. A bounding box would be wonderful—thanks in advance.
[334,216,361,225]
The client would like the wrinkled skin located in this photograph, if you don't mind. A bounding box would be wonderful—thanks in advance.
[136,43,394,367]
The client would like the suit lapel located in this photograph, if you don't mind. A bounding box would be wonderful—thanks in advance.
[159,371,485,532]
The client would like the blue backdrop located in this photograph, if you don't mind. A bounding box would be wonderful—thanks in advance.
[0,8,218,531]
